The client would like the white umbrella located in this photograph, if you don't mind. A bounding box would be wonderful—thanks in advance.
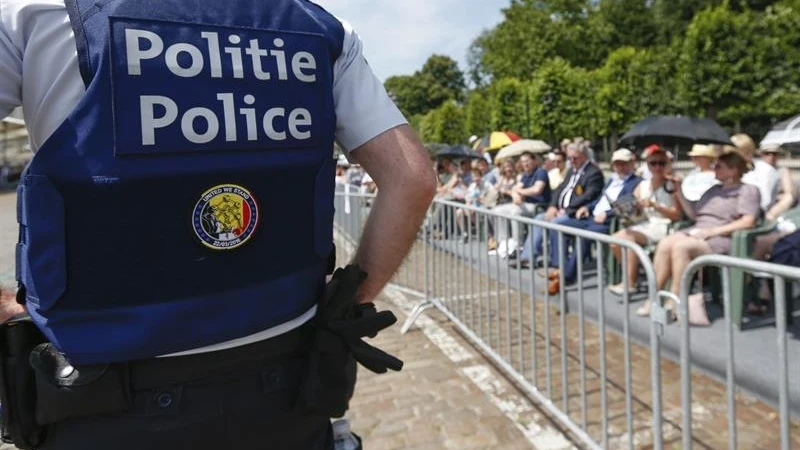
[760,114,800,148]
[494,139,552,164]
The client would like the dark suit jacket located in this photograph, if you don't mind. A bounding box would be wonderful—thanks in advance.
[550,163,605,217]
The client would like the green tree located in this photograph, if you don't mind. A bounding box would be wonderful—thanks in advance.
[594,0,658,48]
[593,46,682,141]
[431,101,467,144]
[464,90,493,138]
[384,55,465,118]
[418,55,466,105]
[384,75,427,118]
[758,1,800,118]
[417,109,439,144]
[677,6,759,126]
[528,58,594,143]
[468,0,611,82]
[488,78,528,136]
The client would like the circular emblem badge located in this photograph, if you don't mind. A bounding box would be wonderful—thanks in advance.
[192,184,259,250]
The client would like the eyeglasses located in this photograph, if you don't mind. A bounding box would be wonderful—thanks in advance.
[648,161,667,167]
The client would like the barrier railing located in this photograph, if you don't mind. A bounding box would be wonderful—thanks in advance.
[658,254,800,450]
[333,189,799,449]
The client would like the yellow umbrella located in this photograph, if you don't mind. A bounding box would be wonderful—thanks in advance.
[471,131,521,152]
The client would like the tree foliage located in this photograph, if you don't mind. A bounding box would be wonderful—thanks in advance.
[527,58,593,142]
[391,0,800,145]
[383,55,465,118]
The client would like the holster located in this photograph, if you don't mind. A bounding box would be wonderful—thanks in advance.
[29,344,130,426]
[0,314,48,449]
[297,265,403,418]
[0,314,132,450]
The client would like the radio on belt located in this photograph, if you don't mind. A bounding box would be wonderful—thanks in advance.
[124,28,319,146]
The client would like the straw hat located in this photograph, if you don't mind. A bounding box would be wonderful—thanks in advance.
[687,144,718,158]
[758,143,784,155]
[725,133,757,160]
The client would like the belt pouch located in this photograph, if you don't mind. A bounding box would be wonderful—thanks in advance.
[29,344,130,425]
[0,315,48,449]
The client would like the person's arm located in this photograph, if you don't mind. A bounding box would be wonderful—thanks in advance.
[673,178,698,221]
[702,215,757,239]
[350,125,436,303]
[517,171,547,197]
[765,169,795,221]
[650,190,683,222]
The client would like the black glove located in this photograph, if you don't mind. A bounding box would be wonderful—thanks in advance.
[297,265,403,417]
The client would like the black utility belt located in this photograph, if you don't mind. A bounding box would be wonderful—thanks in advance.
[0,317,314,450]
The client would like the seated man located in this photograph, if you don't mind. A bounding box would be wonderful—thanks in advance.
[543,149,642,290]
[492,152,550,257]
[513,143,604,267]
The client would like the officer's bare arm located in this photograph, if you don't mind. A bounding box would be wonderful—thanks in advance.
[349,124,436,303]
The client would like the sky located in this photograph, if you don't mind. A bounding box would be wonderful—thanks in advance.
[314,0,508,81]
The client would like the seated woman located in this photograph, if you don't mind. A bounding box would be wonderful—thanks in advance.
[652,151,761,320]
[608,147,683,310]
[681,144,719,203]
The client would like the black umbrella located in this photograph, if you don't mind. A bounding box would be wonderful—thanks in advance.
[620,115,732,147]
[436,144,482,159]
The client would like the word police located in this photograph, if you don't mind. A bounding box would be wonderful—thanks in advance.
[125,28,319,146]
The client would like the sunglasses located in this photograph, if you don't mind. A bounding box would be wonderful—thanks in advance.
[648,161,667,167]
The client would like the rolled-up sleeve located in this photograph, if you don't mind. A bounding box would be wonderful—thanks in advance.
[332,21,406,153]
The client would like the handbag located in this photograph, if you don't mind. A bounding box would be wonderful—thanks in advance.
[610,193,647,227]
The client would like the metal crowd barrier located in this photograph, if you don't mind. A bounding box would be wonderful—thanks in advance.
[659,255,800,450]
[332,190,798,449]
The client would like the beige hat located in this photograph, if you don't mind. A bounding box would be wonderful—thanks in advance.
[688,144,717,158]
[759,143,784,154]
[611,148,636,162]
[726,133,757,159]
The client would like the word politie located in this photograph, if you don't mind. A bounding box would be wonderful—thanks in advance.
[125,29,319,145]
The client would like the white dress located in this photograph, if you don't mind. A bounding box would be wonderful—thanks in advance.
[629,181,673,245]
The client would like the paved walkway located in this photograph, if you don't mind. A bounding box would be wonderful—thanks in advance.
[346,287,574,450]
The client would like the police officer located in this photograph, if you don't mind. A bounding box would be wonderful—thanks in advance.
[0,0,436,448]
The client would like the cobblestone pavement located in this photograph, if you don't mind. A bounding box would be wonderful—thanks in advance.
[380,235,800,450]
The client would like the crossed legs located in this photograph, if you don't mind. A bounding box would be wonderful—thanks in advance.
[654,232,713,295]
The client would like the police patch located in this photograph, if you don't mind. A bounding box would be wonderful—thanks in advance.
[192,184,259,250]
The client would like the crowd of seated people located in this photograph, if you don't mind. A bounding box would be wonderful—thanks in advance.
[427,132,799,325]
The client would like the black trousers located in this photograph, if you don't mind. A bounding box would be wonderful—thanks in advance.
[40,324,333,450]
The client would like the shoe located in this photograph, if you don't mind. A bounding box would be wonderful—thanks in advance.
[509,260,530,269]
[608,284,626,296]
[635,303,650,317]
[547,278,560,295]
[488,237,497,251]
[461,234,469,244]
[536,268,560,279]
[507,249,517,260]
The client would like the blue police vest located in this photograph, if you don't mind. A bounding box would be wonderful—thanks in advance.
[15,0,344,365]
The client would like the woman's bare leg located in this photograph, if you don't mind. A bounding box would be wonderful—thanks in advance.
[654,233,682,291]
[669,238,713,295]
